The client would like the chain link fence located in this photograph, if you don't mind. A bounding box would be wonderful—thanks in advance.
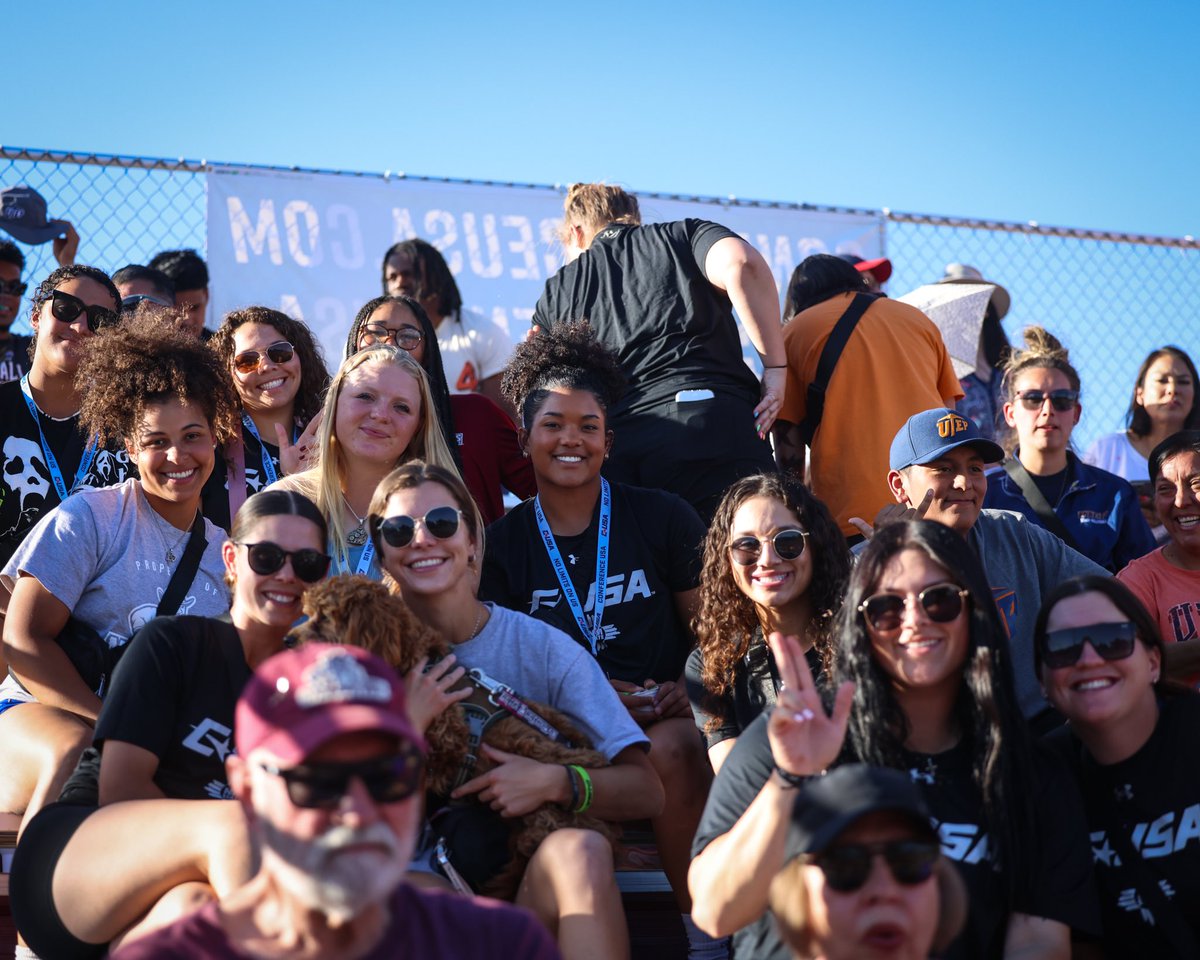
[3,146,1197,451]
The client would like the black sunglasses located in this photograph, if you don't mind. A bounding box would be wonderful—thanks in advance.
[859,583,969,632]
[807,839,940,893]
[1016,389,1079,412]
[360,322,423,351]
[233,340,295,375]
[729,529,808,565]
[258,746,424,810]
[1039,620,1138,670]
[373,507,462,548]
[0,279,27,297]
[235,541,331,583]
[49,289,119,333]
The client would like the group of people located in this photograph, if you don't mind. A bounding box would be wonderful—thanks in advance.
[0,180,1197,960]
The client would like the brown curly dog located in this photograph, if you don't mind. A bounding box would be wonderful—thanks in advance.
[289,576,618,900]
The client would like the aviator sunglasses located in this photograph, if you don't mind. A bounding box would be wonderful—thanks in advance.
[729,529,809,565]
[235,541,331,583]
[373,507,462,548]
[1015,389,1079,412]
[49,289,119,333]
[1038,620,1138,670]
[807,839,940,893]
[859,583,969,632]
[360,322,423,351]
[258,744,424,809]
[233,340,295,374]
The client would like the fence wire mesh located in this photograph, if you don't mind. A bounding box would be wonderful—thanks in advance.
[3,146,1197,451]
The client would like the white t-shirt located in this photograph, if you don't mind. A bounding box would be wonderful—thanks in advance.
[438,309,513,394]
[0,478,230,702]
[1083,431,1150,482]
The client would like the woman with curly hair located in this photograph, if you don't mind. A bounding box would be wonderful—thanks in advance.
[690,520,1099,960]
[480,320,719,953]
[0,265,132,570]
[0,308,237,839]
[202,306,330,530]
[266,343,458,578]
[686,473,849,772]
[344,295,534,524]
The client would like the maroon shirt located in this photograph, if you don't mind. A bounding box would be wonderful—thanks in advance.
[450,393,535,524]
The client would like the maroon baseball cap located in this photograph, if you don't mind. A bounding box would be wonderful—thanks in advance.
[235,643,424,764]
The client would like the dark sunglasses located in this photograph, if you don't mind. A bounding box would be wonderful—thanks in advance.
[235,541,331,583]
[1016,389,1079,412]
[233,340,295,374]
[1039,620,1138,670]
[49,289,119,333]
[360,322,423,351]
[729,529,808,565]
[258,746,424,809]
[0,279,27,297]
[859,583,969,632]
[373,507,462,548]
[807,839,940,893]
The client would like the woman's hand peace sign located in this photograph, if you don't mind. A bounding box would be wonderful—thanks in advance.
[277,410,324,476]
[766,631,855,779]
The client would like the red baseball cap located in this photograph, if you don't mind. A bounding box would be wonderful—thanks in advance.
[235,643,424,764]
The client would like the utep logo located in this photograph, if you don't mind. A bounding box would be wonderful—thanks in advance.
[0,199,25,222]
[1166,602,1200,643]
[936,413,971,439]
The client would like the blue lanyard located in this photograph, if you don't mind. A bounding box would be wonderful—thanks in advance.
[19,374,98,501]
[533,478,611,655]
[241,414,294,486]
[336,535,376,577]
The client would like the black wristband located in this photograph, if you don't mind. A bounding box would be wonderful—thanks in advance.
[773,764,806,789]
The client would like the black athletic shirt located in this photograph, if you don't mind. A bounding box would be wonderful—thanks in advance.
[480,482,704,684]
[692,712,1099,960]
[1045,693,1200,958]
[531,219,761,417]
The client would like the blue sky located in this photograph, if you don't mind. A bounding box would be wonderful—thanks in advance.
[11,0,1198,238]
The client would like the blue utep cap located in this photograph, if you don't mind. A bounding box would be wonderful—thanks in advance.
[889,408,1004,471]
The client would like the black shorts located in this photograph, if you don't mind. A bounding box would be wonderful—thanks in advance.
[9,802,108,959]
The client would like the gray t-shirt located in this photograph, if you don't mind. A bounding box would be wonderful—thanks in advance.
[1,478,230,703]
[452,604,649,760]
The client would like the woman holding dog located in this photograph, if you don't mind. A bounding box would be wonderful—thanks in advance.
[371,460,662,960]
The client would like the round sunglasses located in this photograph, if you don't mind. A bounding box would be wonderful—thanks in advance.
[373,506,462,548]
[49,289,119,333]
[360,322,423,352]
[729,529,808,566]
[807,838,940,893]
[235,541,331,583]
[258,744,424,809]
[233,340,295,375]
[1039,620,1138,670]
[1015,389,1079,412]
[859,583,969,632]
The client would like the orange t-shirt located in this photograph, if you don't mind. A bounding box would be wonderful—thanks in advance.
[779,293,962,535]
[1118,547,1200,685]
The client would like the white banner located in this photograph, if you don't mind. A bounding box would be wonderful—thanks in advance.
[206,168,883,372]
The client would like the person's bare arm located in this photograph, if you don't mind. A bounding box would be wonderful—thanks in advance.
[772,419,806,479]
[1163,638,1200,680]
[3,575,101,721]
[1003,914,1071,959]
[706,738,737,774]
[53,222,80,266]
[99,740,167,805]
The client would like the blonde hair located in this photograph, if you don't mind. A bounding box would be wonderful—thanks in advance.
[308,345,460,550]
[1001,325,1080,397]
[560,182,641,244]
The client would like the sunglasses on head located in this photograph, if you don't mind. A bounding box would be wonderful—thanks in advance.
[49,289,118,333]
[1016,389,1079,412]
[235,541,331,583]
[360,322,423,351]
[372,506,462,548]
[729,529,808,565]
[807,838,940,893]
[233,340,295,375]
[1039,620,1138,670]
[859,583,969,632]
[258,746,424,809]
[0,279,27,297]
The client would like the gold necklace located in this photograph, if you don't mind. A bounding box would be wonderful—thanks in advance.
[465,603,487,642]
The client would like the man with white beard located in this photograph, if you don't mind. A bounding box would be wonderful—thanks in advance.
[112,643,561,959]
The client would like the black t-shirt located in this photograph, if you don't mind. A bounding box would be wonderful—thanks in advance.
[692,713,1099,960]
[0,378,134,567]
[532,219,761,416]
[0,334,32,383]
[200,422,285,532]
[93,615,252,801]
[480,482,705,684]
[1045,694,1200,958]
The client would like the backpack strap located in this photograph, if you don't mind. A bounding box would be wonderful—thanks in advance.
[157,510,208,617]
[1001,457,1082,552]
[796,292,877,446]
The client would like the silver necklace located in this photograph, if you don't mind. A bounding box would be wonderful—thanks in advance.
[342,493,368,547]
[163,516,193,564]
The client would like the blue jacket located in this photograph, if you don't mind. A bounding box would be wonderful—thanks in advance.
[983,451,1155,572]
